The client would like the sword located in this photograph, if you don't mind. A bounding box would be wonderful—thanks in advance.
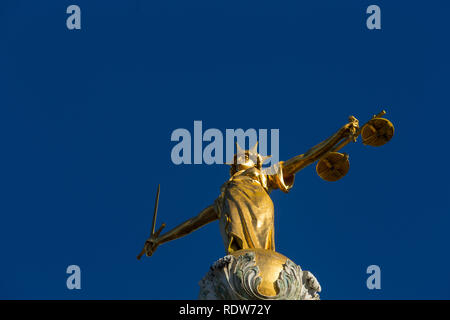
[137,184,166,260]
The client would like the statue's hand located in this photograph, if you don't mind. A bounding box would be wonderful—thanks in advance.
[346,116,360,142]
[144,235,160,257]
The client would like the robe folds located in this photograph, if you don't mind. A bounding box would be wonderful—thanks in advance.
[215,162,294,254]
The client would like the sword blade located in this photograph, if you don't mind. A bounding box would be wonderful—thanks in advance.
[150,184,160,236]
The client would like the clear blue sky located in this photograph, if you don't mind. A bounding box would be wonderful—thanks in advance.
[1,0,449,299]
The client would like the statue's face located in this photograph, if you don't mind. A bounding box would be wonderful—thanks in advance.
[233,152,259,172]
[235,160,256,171]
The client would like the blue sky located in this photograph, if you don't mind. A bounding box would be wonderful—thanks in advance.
[1,0,449,299]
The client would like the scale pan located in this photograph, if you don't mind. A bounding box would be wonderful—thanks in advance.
[316,152,349,182]
[361,118,394,147]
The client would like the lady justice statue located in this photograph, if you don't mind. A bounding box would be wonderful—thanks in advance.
[137,111,394,300]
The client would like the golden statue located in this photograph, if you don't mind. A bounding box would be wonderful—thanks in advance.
[137,111,394,300]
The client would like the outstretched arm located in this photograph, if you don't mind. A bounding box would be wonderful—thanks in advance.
[282,116,359,179]
[144,204,218,256]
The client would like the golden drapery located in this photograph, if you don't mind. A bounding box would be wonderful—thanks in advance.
[215,162,294,254]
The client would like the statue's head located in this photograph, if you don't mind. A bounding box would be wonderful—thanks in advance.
[227,142,271,176]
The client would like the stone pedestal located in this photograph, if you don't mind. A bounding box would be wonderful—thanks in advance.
[198,249,321,300]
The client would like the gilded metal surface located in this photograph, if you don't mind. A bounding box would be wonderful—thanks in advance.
[316,152,350,182]
[231,248,289,297]
[140,111,394,258]
[361,117,394,146]
[198,249,321,300]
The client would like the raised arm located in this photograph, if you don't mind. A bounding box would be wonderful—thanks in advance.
[144,204,218,256]
[282,116,359,179]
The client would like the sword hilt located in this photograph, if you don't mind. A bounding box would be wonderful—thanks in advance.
[137,223,166,260]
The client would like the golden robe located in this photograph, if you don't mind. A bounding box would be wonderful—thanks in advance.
[215,162,294,254]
